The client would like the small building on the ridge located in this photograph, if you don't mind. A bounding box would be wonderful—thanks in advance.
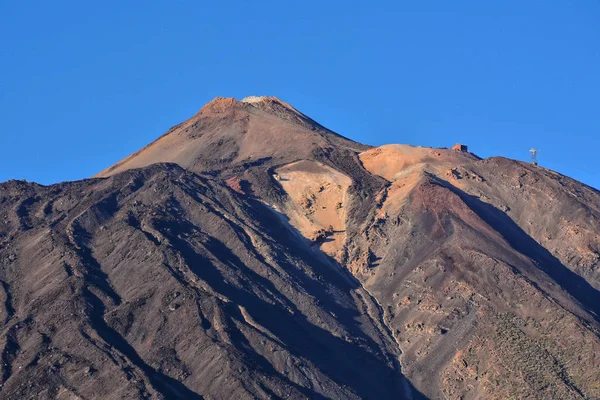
[452,143,468,152]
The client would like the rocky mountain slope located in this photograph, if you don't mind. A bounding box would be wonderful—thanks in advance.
[1,96,599,399]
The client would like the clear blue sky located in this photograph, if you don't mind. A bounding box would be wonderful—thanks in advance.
[1,1,599,189]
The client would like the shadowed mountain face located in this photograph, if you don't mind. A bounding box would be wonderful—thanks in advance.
[1,97,599,399]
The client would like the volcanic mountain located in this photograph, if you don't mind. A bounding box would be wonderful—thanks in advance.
[1,96,599,399]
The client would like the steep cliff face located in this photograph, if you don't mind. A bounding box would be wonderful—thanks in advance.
[1,97,599,399]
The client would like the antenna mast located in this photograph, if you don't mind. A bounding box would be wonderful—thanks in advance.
[529,148,539,166]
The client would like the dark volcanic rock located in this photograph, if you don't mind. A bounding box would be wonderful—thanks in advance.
[0,164,420,399]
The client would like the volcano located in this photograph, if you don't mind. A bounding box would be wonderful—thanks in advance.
[1,96,599,399]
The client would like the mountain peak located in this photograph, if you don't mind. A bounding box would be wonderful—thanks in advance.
[200,96,240,113]
[241,95,295,109]
[200,96,296,113]
[241,95,302,115]
[200,96,302,121]
[241,95,273,103]
[95,94,367,179]
[239,95,329,132]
